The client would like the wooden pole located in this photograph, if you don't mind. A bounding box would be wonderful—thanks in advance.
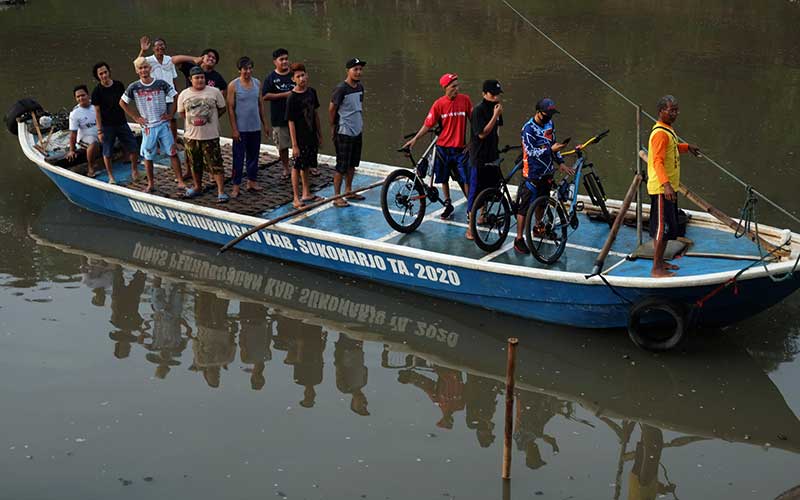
[591,174,643,275]
[218,179,385,254]
[30,111,46,154]
[637,150,789,257]
[501,337,519,480]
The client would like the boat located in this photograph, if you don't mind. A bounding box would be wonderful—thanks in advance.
[10,107,800,348]
[28,198,800,456]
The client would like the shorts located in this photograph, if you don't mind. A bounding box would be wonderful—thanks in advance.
[433,146,468,185]
[272,126,291,150]
[649,194,679,241]
[334,133,362,173]
[140,121,175,161]
[293,146,318,171]
[101,124,138,158]
[77,135,98,148]
[185,138,224,176]
[515,176,553,215]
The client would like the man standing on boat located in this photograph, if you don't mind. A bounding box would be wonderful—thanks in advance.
[286,62,323,209]
[329,58,366,208]
[227,56,266,198]
[177,66,229,203]
[138,36,179,141]
[403,73,473,220]
[66,84,100,179]
[465,79,504,240]
[120,57,183,194]
[262,48,294,180]
[91,62,139,184]
[514,98,573,254]
[648,95,700,278]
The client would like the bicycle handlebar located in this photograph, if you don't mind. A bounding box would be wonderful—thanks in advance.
[561,129,610,156]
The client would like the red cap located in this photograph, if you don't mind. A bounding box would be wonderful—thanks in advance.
[439,73,458,89]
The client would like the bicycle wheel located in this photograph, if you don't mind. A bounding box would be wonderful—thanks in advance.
[469,187,511,252]
[381,169,427,233]
[524,195,568,264]
[584,172,612,226]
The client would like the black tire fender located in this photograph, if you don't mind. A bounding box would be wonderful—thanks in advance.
[627,297,688,351]
[5,98,43,135]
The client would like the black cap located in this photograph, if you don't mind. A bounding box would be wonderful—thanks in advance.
[535,97,559,115]
[346,57,366,69]
[482,79,503,95]
[189,65,204,77]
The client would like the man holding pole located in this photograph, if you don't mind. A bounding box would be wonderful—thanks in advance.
[647,95,700,278]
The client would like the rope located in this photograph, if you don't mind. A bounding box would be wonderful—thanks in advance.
[586,272,634,305]
[499,0,800,229]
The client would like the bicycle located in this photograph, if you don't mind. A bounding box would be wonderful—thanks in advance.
[466,145,524,252]
[523,129,612,264]
[381,128,447,233]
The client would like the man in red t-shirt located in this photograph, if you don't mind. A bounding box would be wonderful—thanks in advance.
[403,73,473,219]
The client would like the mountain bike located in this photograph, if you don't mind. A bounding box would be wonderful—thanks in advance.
[524,130,612,264]
[381,128,446,233]
[467,145,524,251]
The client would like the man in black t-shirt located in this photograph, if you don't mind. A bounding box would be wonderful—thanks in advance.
[172,48,228,96]
[466,79,504,240]
[90,61,140,184]
[286,62,322,209]
[262,48,295,179]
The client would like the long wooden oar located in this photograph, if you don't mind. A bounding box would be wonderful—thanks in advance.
[219,179,384,254]
[638,150,789,257]
[590,173,642,275]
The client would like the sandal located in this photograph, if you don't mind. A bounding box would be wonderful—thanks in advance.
[184,187,200,199]
[302,195,324,203]
[346,193,366,201]
[215,193,230,204]
[333,199,350,208]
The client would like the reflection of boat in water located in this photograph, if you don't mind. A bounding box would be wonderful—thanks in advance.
[30,199,800,456]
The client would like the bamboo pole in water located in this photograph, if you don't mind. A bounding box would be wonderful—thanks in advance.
[502,338,519,480]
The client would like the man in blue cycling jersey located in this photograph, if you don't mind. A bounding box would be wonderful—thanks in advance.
[514,98,573,254]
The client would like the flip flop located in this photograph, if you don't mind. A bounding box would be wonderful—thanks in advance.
[292,201,305,209]
[665,263,680,270]
[346,193,366,201]
[333,199,350,208]
[302,195,324,203]
[184,187,200,199]
[215,193,230,204]
[87,170,98,178]
[246,185,263,192]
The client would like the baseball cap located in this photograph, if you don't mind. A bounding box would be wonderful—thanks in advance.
[482,79,503,95]
[346,57,366,69]
[189,65,204,77]
[535,97,559,115]
[439,73,458,89]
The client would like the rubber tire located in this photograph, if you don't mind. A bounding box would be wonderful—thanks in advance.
[5,98,43,135]
[470,187,511,252]
[524,195,568,264]
[381,168,427,233]
[584,172,612,226]
[627,298,688,351]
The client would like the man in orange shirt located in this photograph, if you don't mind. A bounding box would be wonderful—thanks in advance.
[647,95,700,277]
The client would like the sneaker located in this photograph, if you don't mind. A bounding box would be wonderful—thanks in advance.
[440,199,454,220]
[514,237,530,254]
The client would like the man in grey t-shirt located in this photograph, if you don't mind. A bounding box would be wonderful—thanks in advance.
[328,58,365,207]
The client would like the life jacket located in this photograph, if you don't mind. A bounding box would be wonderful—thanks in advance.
[646,122,680,195]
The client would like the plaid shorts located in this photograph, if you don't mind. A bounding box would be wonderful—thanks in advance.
[334,133,362,173]
[185,138,223,176]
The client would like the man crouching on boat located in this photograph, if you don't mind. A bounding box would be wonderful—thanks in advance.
[120,57,183,194]
[177,66,229,203]
[66,85,100,178]
[647,95,700,278]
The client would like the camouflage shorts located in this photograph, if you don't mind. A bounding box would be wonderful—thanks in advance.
[185,138,223,176]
